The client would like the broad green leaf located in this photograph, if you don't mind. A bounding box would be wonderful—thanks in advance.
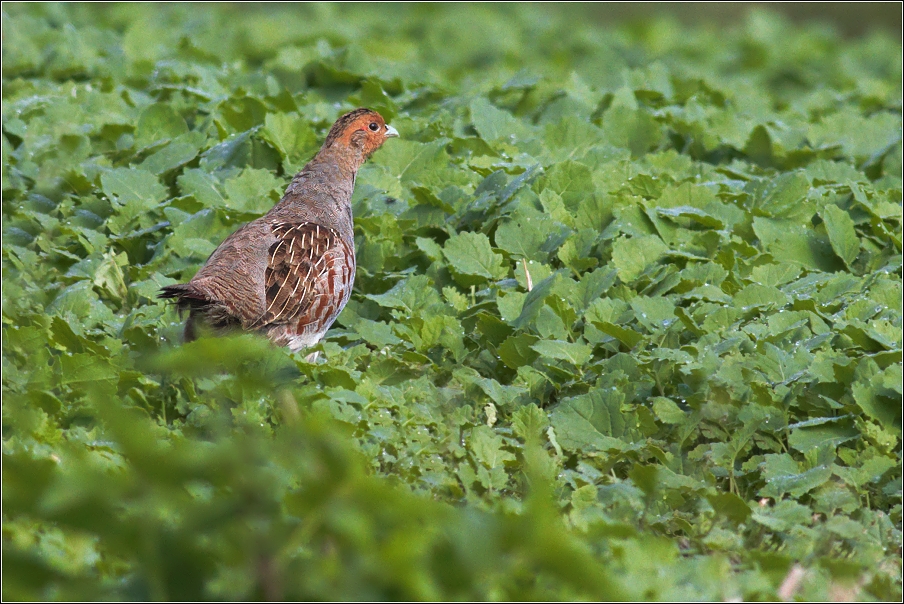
[852,382,901,427]
[593,322,643,348]
[751,172,811,219]
[536,160,594,211]
[443,231,508,280]
[549,389,632,453]
[569,267,617,312]
[611,235,668,282]
[531,339,592,366]
[470,97,533,143]
[101,168,167,211]
[262,111,317,169]
[601,104,663,157]
[512,404,549,441]
[751,500,813,532]
[651,397,685,425]
[353,319,403,347]
[178,169,228,207]
[835,456,897,489]
[820,204,860,267]
[495,212,551,262]
[810,108,901,159]
[788,416,859,452]
[655,205,724,229]
[199,130,254,171]
[140,131,206,174]
[223,167,282,214]
[134,103,188,148]
[497,292,526,323]
[750,263,801,287]
[706,492,752,524]
[498,333,540,369]
[365,275,444,315]
[374,139,471,189]
[629,296,676,332]
[752,217,842,272]
[759,454,832,498]
[469,425,516,469]
[733,284,790,310]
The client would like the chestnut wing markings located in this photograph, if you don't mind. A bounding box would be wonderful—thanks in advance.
[251,222,346,329]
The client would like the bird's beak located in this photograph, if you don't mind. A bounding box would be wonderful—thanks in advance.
[385,124,399,138]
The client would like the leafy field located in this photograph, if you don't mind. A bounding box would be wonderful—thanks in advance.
[2,3,902,600]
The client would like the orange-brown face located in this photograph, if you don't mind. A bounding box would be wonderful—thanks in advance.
[325,108,399,158]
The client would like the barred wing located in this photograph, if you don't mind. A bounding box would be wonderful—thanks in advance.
[252,221,355,334]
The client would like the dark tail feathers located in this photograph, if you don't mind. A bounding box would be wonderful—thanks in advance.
[159,283,210,342]
[158,283,212,310]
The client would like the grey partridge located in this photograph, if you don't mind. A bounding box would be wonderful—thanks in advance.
[159,108,398,352]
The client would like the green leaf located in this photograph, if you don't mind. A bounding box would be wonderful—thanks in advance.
[101,168,167,211]
[752,172,811,219]
[759,454,832,499]
[140,131,206,174]
[706,492,752,524]
[57,353,118,391]
[353,319,403,347]
[788,417,859,453]
[810,108,901,159]
[558,228,599,272]
[134,103,188,148]
[497,333,540,369]
[178,169,228,207]
[365,275,444,315]
[531,339,592,366]
[512,404,549,442]
[374,139,471,190]
[470,97,533,143]
[655,205,724,229]
[443,231,508,280]
[511,271,561,328]
[469,425,516,469]
[497,292,526,323]
[611,235,668,282]
[820,204,860,268]
[536,160,594,211]
[751,500,813,532]
[651,397,685,425]
[199,130,254,171]
[852,382,901,427]
[601,104,663,157]
[495,212,551,262]
[262,111,317,171]
[752,217,841,272]
[750,263,801,287]
[732,284,790,310]
[569,267,617,312]
[223,167,282,214]
[92,250,128,303]
[549,389,633,453]
[629,296,676,332]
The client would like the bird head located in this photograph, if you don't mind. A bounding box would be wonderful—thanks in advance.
[323,108,399,162]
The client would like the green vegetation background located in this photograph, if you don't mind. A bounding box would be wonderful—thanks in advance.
[2,3,902,601]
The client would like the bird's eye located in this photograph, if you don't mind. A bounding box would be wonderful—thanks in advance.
[368,122,379,132]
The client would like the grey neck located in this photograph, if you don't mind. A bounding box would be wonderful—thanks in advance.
[272,150,359,242]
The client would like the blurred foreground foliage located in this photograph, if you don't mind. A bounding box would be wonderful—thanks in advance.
[3,3,902,601]
[5,342,622,600]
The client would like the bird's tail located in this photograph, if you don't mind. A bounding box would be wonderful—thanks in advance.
[159,283,240,342]
[158,283,209,306]
[158,284,214,342]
